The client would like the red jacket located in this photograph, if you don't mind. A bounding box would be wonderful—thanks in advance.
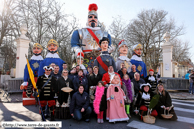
[102,72,122,86]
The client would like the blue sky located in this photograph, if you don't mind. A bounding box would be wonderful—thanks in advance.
[59,0,194,62]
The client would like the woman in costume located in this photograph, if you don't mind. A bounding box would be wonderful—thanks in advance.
[134,83,158,121]
[156,82,177,121]
[106,74,129,123]
[94,37,116,76]
[55,69,73,119]
[93,81,107,123]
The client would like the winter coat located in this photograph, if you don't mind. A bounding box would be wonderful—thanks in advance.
[73,75,88,93]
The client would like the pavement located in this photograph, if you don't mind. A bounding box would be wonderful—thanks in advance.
[0,88,194,103]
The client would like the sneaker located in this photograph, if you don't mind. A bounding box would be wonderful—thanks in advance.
[97,119,100,123]
[100,119,104,123]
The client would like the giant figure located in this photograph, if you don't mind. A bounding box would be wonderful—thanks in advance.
[130,44,147,78]
[71,3,113,68]
[20,43,43,105]
[38,39,65,76]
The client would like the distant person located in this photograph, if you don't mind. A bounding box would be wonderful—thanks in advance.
[129,65,136,80]
[189,70,194,94]
[51,65,61,80]
[62,63,68,70]
[131,72,145,95]
[185,71,190,80]
[144,69,157,91]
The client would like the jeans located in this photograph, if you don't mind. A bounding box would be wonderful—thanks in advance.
[189,82,194,93]
[74,106,92,121]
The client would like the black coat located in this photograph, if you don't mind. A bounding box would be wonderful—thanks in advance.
[129,71,135,80]
[88,73,102,87]
[36,75,57,100]
[73,75,88,93]
[57,77,73,105]
[131,78,145,95]
[70,91,90,114]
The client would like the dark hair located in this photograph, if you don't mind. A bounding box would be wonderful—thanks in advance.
[98,81,105,87]
[76,65,80,67]
[78,84,84,89]
[78,69,83,73]
[54,65,59,67]
[99,37,109,45]
[63,63,67,65]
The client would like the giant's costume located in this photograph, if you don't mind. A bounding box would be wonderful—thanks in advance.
[71,3,112,68]
[106,84,129,123]
[36,66,57,121]
[21,43,43,106]
[38,39,65,76]
[130,44,147,78]
[116,40,132,73]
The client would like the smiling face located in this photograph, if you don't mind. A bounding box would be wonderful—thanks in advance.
[88,15,98,27]
[33,47,42,54]
[48,43,58,52]
[134,48,142,56]
[108,66,114,73]
[158,85,164,93]
[119,45,128,56]
[143,86,150,92]
[101,41,109,51]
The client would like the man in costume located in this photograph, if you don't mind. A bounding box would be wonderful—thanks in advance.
[75,52,87,75]
[71,3,113,68]
[20,43,43,106]
[116,40,132,73]
[130,44,147,78]
[38,39,65,76]
[36,66,57,121]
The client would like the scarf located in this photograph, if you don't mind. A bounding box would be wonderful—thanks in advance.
[122,79,133,102]
[93,86,105,114]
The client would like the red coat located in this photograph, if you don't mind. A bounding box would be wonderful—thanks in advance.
[102,72,122,86]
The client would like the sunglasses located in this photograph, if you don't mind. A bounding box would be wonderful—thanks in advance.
[88,15,97,19]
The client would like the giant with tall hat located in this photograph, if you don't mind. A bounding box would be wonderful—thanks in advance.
[71,3,113,68]
[38,39,65,76]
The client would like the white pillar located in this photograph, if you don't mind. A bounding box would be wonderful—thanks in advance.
[15,24,30,78]
[161,32,173,77]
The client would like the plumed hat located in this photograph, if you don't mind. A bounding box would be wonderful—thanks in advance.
[133,44,142,51]
[88,3,98,17]
[118,40,128,49]
[47,39,59,48]
[43,66,53,71]
[77,52,84,59]
[33,43,43,50]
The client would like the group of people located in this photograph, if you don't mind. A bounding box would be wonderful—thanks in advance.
[19,3,177,124]
[185,70,194,94]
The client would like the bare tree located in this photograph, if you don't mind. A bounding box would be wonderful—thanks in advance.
[125,9,185,71]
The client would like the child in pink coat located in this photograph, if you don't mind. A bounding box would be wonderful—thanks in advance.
[106,74,129,123]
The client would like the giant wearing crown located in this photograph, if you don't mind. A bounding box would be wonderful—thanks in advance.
[71,3,113,68]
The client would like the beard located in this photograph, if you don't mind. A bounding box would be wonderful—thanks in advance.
[33,53,41,56]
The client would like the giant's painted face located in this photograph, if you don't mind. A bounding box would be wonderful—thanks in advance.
[76,58,84,65]
[33,47,42,55]
[119,45,128,55]
[100,41,108,51]
[88,15,98,27]
[48,44,58,53]
[134,48,142,56]
[111,75,120,84]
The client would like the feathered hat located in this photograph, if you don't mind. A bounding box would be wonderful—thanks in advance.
[33,43,43,50]
[88,3,98,17]
[118,40,128,49]
[140,83,152,89]
[47,39,59,48]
